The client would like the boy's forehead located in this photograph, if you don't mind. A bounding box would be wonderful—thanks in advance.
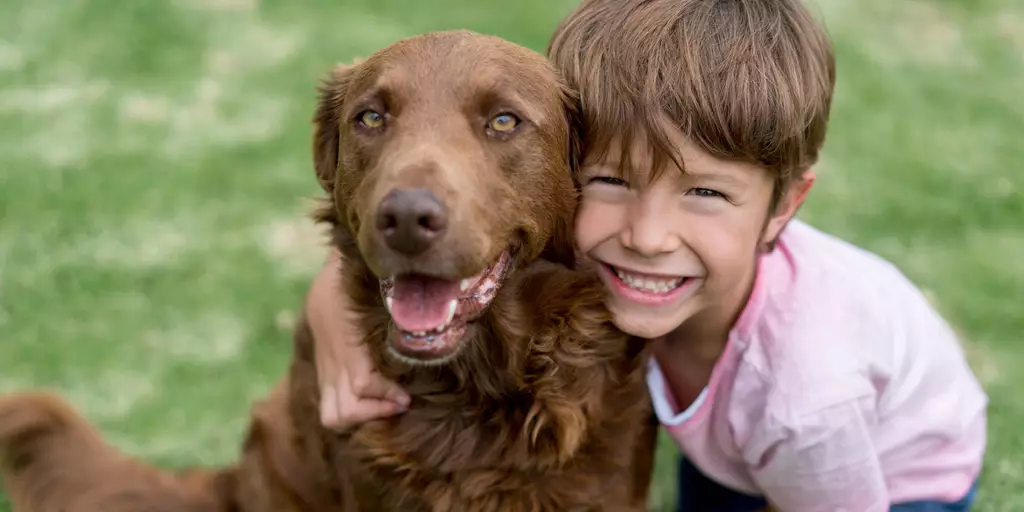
[585,122,684,171]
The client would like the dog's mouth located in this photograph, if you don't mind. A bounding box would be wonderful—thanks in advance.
[379,249,512,365]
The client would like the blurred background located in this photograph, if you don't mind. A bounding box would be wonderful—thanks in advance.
[0,0,1020,509]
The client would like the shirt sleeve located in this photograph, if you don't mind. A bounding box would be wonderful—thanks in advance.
[746,396,889,512]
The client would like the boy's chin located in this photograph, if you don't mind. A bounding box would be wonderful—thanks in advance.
[609,310,679,339]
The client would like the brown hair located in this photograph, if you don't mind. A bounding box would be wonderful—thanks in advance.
[547,0,836,209]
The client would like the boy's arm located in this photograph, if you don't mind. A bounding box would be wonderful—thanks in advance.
[747,395,889,512]
[307,247,410,429]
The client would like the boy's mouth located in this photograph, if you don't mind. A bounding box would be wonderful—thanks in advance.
[611,266,687,294]
[600,263,697,305]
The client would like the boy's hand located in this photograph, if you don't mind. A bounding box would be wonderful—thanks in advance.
[318,347,410,428]
[308,248,410,430]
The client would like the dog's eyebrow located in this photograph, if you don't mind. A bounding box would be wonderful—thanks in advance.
[346,84,395,116]
[474,85,544,126]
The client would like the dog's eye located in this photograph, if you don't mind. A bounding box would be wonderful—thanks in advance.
[358,110,385,129]
[487,113,520,133]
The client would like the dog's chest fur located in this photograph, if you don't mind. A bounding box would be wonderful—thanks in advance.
[289,261,657,511]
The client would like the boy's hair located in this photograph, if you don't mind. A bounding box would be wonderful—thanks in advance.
[548,0,836,209]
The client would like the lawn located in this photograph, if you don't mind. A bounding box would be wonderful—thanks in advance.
[0,0,1020,510]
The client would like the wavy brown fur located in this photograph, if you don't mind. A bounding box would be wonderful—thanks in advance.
[0,30,657,511]
[278,261,657,510]
[0,391,236,511]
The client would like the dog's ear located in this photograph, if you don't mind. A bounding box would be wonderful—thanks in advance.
[312,59,364,193]
[539,86,584,270]
[561,87,585,181]
[561,87,585,183]
[541,217,577,270]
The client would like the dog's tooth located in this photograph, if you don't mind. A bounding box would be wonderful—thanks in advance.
[386,296,393,313]
[434,319,449,333]
[460,278,472,292]
[444,299,457,325]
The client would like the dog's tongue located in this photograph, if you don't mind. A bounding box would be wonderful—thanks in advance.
[390,276,460,332]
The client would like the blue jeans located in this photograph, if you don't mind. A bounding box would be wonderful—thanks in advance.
[676,457,979,512]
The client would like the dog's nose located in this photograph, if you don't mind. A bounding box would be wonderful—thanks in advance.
[376,188,448,255]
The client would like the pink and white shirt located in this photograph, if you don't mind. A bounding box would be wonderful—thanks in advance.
[648,219,988,512]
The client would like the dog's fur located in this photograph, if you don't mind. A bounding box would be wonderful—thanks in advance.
[0,30,657,511]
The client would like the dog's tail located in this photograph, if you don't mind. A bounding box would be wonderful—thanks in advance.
[0,390,240,512]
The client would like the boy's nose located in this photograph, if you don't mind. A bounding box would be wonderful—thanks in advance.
[619,204,681,257]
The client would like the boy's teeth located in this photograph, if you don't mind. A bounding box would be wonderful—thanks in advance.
[460,278,472,292]
[385,296,393,313]
[613,267,684,294]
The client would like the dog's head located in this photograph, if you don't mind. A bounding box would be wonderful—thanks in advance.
[313,31,580,365]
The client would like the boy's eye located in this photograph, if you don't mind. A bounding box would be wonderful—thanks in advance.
[588,177,629,187]
[687,187,724,198]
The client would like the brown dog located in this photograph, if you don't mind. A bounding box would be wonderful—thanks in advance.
[0,30,657,511]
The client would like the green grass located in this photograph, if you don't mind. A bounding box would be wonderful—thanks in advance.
[0,0,1020,510]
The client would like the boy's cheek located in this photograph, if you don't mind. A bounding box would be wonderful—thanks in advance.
[572,207,599,251]
[572,200,617,250]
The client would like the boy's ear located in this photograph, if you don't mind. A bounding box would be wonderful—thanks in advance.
[761,169,815,249]
[312,58,364,193]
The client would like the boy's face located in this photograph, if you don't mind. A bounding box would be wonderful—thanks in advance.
[575,123,811,340]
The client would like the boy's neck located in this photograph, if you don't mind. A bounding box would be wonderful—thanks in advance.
[653,262,757,411]
[660,256,760,372]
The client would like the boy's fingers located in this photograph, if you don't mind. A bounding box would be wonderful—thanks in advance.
[320,381,409,430]
[340,399,406,425]
[383,384,411,408]
[350,373,411,407]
